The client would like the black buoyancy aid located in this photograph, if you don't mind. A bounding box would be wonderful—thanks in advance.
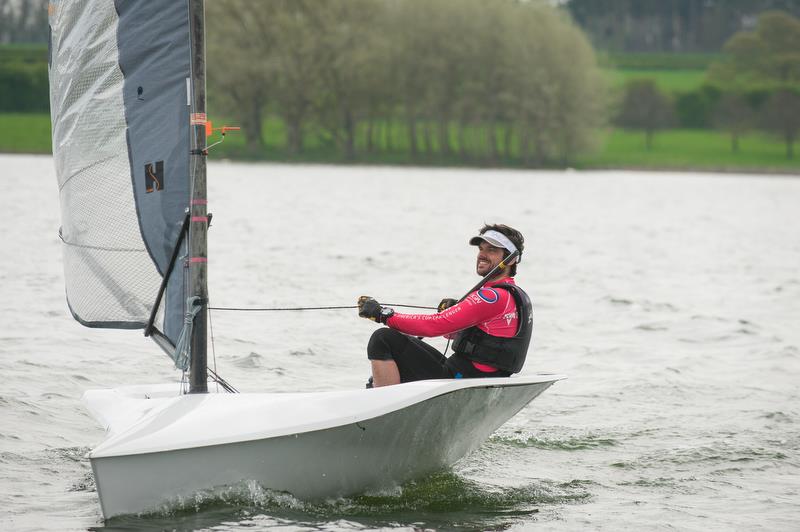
[452,283,533,373]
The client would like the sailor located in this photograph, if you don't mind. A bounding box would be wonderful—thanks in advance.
[358,223,533,387]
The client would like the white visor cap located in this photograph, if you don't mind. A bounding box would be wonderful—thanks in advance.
[469,229,520,262]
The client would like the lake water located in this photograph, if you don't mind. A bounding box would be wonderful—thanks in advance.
[1,154,798,531]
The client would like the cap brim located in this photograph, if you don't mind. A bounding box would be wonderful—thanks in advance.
[469,235,506,248]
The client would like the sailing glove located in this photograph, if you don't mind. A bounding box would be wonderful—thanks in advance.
[438,298,458,312]
[358,296,394,324]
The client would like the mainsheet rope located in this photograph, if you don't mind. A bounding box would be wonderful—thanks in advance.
[203,302,435,394]
[208,303,437,312]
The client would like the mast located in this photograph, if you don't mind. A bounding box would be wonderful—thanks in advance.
[188,0,208,393]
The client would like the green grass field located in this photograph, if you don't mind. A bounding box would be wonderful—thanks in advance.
[604,68,709,92]
[0,113,51,153]
[0,43,48,64]
[578,128,799,172]
[599,52,721,70]
[3,113,797,173]
[600,52,717,93]
[211,117,799,172]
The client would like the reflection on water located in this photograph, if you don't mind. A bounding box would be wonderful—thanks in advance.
[1,155,799,530]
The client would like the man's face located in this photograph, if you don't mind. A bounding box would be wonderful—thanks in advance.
[476,241,506,277]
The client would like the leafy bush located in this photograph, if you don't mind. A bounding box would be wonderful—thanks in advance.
[0,61,49,112]
[674,85,722,128]
[0,45,49,112]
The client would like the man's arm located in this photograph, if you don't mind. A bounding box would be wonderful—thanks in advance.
[386,288,511,337]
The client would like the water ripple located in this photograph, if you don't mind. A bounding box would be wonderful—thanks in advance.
[610,442,791,470]
[490,432,618,451]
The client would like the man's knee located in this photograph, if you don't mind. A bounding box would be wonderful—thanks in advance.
[367,327,405,360]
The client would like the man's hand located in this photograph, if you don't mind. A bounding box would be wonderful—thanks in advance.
[358,296,394,323]
[438,298,458,312]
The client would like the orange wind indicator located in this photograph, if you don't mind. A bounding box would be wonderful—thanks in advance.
[205,120,240,152]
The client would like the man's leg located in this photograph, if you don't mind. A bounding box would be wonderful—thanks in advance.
[370,360,401,387]
[367,328,450,385]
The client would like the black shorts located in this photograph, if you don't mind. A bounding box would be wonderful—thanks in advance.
[367,328,510,383]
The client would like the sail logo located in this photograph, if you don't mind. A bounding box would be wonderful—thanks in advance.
[145,161,165,193]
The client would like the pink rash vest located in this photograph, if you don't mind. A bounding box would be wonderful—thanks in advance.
[385,277,520,372]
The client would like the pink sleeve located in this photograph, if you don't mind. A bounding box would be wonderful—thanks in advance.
[385,288,511,337]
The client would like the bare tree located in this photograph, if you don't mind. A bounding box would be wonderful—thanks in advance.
[207,0,273,153]
[308,0,384,160]
[386,0,432,160]
[204,0,607,166]
[266,1,323,156]
[713,93,755,153]
[761,89,800,158]
[616,79,674,150]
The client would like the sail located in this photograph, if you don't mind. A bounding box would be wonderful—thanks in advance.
[48,0,193,349]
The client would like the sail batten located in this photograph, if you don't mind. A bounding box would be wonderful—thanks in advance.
[49,0,193,348]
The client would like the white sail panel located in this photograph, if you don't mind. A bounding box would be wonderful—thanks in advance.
[48,0,192,346]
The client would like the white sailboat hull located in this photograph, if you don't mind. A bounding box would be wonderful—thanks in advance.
[85,375,564,518]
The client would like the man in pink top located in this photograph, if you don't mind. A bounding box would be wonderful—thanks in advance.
[358,224,533,387]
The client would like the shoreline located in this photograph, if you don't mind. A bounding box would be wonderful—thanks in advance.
[4,150,796,177]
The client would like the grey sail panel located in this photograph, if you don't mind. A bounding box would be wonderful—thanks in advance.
[114,0,192,342]
[48,0,192,348]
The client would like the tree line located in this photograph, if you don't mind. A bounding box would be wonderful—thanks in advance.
[566,0,800,53]
[3,1,796,163]
[0,0,48,44]
[206,0,605,165]
[616,10,800,158]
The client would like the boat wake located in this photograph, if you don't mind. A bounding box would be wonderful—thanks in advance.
[489,430,619,451]
[98,472,594,530]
